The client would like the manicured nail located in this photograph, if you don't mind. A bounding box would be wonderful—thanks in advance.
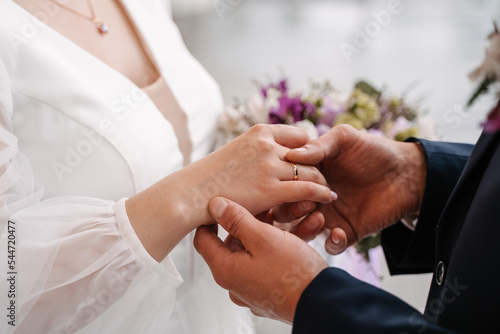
[210,198,228,219]
[331,233,341,245]
[331,191,338,201]
[298,201,313,212]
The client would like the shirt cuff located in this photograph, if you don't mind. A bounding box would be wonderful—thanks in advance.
[401,215,418,231]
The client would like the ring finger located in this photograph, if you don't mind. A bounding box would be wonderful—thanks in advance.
[278,161,328,186]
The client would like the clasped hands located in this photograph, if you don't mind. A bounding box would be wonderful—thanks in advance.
[194,124,427,324]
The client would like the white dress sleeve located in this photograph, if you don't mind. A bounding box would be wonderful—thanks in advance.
[0,59,182,334]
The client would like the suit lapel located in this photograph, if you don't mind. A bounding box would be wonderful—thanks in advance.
[441,130,499,217]
[445,100,500,208]
[435,129,500,258]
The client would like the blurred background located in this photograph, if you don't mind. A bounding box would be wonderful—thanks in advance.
[171,0,500,332]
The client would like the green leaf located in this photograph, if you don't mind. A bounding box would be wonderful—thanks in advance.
[355,81,381,97]
[467,75,496,107]
[355,234,381,262]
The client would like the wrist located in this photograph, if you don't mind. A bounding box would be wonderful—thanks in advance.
[125,172,207,261]
[153,169,213,230]
[167,162,218,228]
[402,141,427,218]
[287,260,328,324]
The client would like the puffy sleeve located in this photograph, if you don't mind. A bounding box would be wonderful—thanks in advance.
[0,58,182,333]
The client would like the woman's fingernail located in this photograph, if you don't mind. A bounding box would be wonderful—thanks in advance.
[331,191,338,201]
[211,198,228,219]
[331,233,341,245]
[298,201,312,212]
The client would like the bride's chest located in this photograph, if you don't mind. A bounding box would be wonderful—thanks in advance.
[6,4,223,200]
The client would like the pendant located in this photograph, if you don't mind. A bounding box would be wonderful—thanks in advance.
[98,22,109,35]
[92,17,109,35]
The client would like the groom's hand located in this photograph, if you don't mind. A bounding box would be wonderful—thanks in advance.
[194,197,328,324]
[270,201,327,242]
[286,124,427,255]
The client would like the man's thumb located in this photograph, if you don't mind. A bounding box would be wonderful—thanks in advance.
[286,131,336,165]
[287,125,351,164]
[209,197,263,245]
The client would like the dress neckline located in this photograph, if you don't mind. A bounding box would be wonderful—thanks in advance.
[9,0,193,165]
[142,75,164,91]
[10,0,164,92]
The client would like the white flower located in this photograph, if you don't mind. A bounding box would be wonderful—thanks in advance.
[416,115,438,140]
[293,120,319,140]
[264,88,281,111]
[247,94,269,124]
[220,104,251,133]
[470,30,500,81]
[215,104,252,149]
[327,90,350,106]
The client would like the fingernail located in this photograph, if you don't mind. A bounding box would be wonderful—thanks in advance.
[297,201,312,212]
[331,191,338,201]
[308,217,321,230]
[292,147,308,153]
[331,233,341,245]
[211,198,228,219]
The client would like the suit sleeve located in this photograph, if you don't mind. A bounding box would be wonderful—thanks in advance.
[293,268,456,334]
[381,139,473,275]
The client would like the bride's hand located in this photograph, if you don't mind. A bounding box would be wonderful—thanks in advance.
[126,124,334,261]
[176,124,334,226]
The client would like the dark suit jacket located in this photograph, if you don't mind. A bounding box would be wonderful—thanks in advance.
[293,129,500,333]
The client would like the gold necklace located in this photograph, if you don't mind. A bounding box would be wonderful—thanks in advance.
[49,0,109,35]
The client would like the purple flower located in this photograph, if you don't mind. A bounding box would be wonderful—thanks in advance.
[482,99,500,132]
[316,124,332,136]
[260,87,269,98]
[319,96,343,126]
[260,79,288,98]
[304,101,316,119]
[276,79,288,94]
[286,96,305,121]
[320,108,343,127]
[267,94,318,124]
[269,106,284,124]
[367,128,384,137]
[387,116,412,139]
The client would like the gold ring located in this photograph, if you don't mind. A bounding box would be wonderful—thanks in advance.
[291,163,299,181]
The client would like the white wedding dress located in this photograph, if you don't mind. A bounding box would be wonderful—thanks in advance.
[0,0,255,333]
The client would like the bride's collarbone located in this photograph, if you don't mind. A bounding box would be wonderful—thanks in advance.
[14,0,160,88]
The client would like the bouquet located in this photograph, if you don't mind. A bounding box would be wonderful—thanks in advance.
[468,22,500,132]
[217,78,429,147]
[217,76,430,261]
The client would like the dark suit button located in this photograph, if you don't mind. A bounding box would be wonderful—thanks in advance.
[435,261,445,285]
